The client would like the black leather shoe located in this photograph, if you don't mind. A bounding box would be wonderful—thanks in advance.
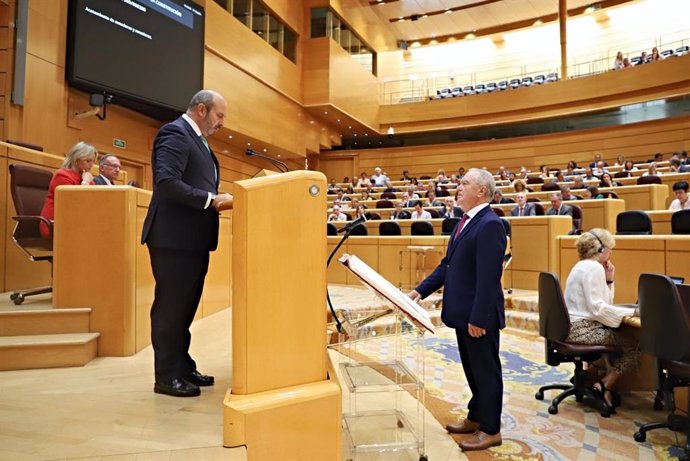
[184,370,215,387]
[154,378,200,397]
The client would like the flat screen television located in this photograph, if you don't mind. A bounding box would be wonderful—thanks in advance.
[66,0,205,120]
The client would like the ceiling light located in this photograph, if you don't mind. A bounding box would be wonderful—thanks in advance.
[444,9,452,14]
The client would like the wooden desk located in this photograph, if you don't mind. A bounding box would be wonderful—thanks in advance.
[648,209,675,234]
[53,186,232,356]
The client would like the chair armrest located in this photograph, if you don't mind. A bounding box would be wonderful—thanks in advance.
[12,215,54,239]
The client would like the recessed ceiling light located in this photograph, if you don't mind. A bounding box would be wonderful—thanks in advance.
[324,111,328,115]
[247,142,251,146]
[337,119,341,122]
[445,9,452,14]
[228,135,233,139]
[263,148,267,152]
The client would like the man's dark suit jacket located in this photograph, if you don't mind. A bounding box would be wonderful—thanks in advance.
[416,205,507,331]
[141,117,220,252]
[93,175,110,186]
[546,204,573,217]
[510,203,536,216]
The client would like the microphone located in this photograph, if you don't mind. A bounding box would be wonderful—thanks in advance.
[338,214,367,233]
[245,148,289,173]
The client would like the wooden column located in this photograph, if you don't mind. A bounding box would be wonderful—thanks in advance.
[559,0,568,79]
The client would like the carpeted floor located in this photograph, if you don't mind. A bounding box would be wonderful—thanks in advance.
[330,285,688,460]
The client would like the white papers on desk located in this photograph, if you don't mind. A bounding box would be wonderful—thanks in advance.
[339,253,435,334]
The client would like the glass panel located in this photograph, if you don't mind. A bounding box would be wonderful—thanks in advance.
[284,28,297,63]
[233,0,250,27]
[349,34,361,55]
[268,14,281,51]
[330,13,341,43]
[251,0,267,39]
[340,25,351,52]
[310,7,327,38]
[213,0,229,11]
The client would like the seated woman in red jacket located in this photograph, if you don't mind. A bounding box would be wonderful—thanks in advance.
[39,142,98,239]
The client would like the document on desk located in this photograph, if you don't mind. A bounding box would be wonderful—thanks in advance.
[339,253,435,334]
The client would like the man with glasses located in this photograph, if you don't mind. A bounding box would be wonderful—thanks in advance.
[94,154,121,185]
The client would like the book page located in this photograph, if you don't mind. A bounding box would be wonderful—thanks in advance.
[339,253,435,334]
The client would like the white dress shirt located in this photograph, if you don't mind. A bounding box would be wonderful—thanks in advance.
[411,210,432,220]
[564,259,632,328]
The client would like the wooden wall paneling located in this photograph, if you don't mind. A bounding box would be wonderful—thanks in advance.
[27,0,66,68]
[665,237,690,283]
[344,236,379,285]
[0,153,6,292]
[205,1,302,102]
[379,56,690,134]
[326,237,348,284]
[321,155,354,183]
[647,210,673,234]
[605,236,665,304]
[302,38,331,106]
[135,203,154,353]
[202,213,232,317]
[377,236,411,290]
[204,51,312,156]
[327,40,379,129]
[321,115,690,182]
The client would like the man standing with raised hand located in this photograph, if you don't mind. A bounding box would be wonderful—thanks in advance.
[142,89,232,397]
[408,168,507,451]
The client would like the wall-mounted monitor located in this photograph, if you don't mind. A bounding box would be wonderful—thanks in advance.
[67,0,205,120]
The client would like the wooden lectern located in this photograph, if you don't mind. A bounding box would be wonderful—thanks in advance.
[223,171,341,460]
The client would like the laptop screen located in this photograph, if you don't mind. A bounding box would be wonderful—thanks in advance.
[669,276,685,285]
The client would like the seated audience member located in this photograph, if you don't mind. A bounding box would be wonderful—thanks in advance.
[517,167,528,180]
[328,205,347,222]
[383,180,399,193]
[425,190,444,208]
[651,152,663,163]
[335,188,351,202]
[642,162,661,177]
[639,51,648,64]
[679,150,689,165]
[539,165,550,179]
[39,141,97,239]
[356,172,370,188]
[583,166,597,181]
[400,170,411,181]
[327,178,338,193]
[345,184,355,195]
[348,197,360,210]
[436,169,448,183]
[613,51,624,70]
[457,167,466,178]
[599,173,619,188]
[593,160,609,177]
[669,181,690,211]
[361,190,371,201]
[410,202,431,220]
[343,176,350,185]
[353,204,368,220]
[490,189,511,204]
[507,171,516,182]
[622,160,638,172]
[554,170,568,183]
[442,196,462,218]
[589,153,607,168]
[513,179,528,193]
[567,160,579,171]
[669,158,690,173]
[561,186,577,201]
[614,154,626,167]
[564,229,639,411]
[571,175,586,190]
[584,185,605,199]
[546,192,573,216]
[510,192,536,217]
[650,46,661,62]
[94,154,121,185]
[371,167,388,186]
[391,202,410,220]
[622,57,632,68]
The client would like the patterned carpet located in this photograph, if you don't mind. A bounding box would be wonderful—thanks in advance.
[329,284,688,460]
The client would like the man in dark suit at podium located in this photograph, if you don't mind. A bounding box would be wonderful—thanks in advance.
[409,168,507,451]
[142,89,232,397]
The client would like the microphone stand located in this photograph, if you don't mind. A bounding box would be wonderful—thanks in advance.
[246,148,289,173]
[326,215,367,333]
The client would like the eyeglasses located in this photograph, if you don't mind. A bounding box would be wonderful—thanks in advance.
[103,164,121,169]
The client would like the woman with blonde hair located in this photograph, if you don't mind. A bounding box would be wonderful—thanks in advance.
[564,229,639,412]
[39,141,98,239]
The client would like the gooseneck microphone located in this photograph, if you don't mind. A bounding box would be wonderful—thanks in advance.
[337,214,367,233]
[245,148,289,173]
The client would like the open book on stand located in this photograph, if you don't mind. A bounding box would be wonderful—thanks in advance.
[339,254,435,334]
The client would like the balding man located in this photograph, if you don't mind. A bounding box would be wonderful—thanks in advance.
[94,154,121,185]
[142,89,232,398]
[409,168,507,452]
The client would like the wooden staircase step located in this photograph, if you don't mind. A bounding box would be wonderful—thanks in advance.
[0,308,91,336]
[505,310,539,334]
[0,332,100,371]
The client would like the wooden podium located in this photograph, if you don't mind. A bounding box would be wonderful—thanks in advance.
[223,171,341,460]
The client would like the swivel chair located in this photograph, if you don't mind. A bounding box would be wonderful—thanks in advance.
[633,273,690,460]
[535,272,620,417]
[8,163,54,305]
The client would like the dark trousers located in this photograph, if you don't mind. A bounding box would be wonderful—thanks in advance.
[455,327,503,435]
[148,245,209,382]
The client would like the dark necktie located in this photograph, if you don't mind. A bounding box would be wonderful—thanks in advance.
[453,214,470,240]
[200,136,210,152]
[520,207,524,216]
